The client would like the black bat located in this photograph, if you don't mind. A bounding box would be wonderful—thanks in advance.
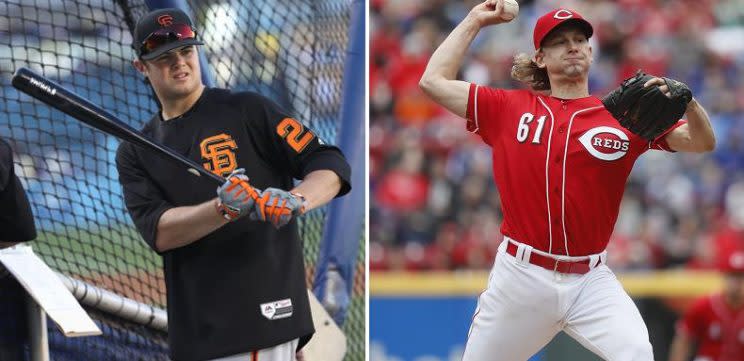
[11,67,225,184]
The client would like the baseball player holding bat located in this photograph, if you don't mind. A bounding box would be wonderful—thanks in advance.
[419,1,715,360]
[115,8,351,361]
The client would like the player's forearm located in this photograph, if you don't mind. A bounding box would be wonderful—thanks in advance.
[154,198,229,252]
[291,169,342,213]
[667,334,692,361]
[683,98,716,152]
[421,16,481,84]
[419,17,481,117]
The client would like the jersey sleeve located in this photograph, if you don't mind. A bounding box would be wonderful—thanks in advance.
[649,120,687,152]
[244,93,352,197]
[0,139,36,242]
[115,142,173,252]
[676,296,708,340]
[465,83,508,145]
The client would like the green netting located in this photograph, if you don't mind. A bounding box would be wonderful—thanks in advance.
[0,0,363,359]
[344,225,366,361]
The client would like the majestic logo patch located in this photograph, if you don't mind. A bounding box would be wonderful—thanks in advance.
[578,126,630,161]
[554,10,574,19]
[200,133,238,177]
[157,15,173,26]
[260,299,293,320]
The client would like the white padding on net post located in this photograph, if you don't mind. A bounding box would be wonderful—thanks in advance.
[57,274,168,331]
[0,244,101,338]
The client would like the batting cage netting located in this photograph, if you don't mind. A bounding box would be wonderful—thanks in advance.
[0,0,363,360]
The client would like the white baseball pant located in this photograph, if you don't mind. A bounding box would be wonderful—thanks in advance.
[208,338,299,361]
[461,240,653,361]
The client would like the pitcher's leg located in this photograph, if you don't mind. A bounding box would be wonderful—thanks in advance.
[462,255,561,361]
[563,266,653,361]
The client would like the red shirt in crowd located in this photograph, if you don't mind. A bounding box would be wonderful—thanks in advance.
[677,293,744,361]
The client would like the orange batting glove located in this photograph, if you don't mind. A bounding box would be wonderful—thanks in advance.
[216,169,261,221]
[250,188,306,228]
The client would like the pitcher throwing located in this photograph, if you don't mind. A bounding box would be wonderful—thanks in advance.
[418,1,716,360]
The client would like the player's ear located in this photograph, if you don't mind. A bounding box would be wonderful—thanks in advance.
[588,45,593,63]
[533,50,546,69]
[132,58,147,76]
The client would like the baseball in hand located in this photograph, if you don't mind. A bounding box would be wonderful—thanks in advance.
[501,0,519,21]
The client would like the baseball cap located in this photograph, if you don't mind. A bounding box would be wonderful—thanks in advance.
[533,8,594,50]
[134,8,204,60]
[721,251,744,273]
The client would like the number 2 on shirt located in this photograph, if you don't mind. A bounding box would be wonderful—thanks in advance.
[516,113,546,144]
[276,118,315,153]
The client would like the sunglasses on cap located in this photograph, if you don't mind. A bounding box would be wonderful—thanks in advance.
[139,23,197,56]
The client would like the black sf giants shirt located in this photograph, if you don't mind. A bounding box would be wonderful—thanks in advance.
[115,88,351,361]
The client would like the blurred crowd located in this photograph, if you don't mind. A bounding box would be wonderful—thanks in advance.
[369,0,744,272]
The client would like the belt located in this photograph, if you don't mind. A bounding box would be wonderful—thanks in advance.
[505,242,597,275]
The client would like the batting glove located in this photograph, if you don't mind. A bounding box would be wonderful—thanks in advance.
[216,169,261,221]
[250,188,306,228]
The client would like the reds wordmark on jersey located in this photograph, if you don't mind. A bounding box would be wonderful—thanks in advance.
[466,84,684,256]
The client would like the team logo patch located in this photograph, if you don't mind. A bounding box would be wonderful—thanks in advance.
[260,299,293,320]
[157,15,173,26]
[554,10,574,19]
[578,126,630,161]
[200,133,238,177]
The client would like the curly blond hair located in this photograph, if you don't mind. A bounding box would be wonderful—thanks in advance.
[511,52,550,91]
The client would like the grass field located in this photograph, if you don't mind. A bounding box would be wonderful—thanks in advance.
[32,226,159,276]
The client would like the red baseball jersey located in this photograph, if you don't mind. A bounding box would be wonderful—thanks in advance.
[466,84,683,256]
[677,293,744,361]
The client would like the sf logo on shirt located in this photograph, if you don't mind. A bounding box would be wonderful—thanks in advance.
[200,133,238,177]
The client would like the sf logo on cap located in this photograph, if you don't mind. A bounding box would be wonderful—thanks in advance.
[157,14,173,26]
[554,10,574,19]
